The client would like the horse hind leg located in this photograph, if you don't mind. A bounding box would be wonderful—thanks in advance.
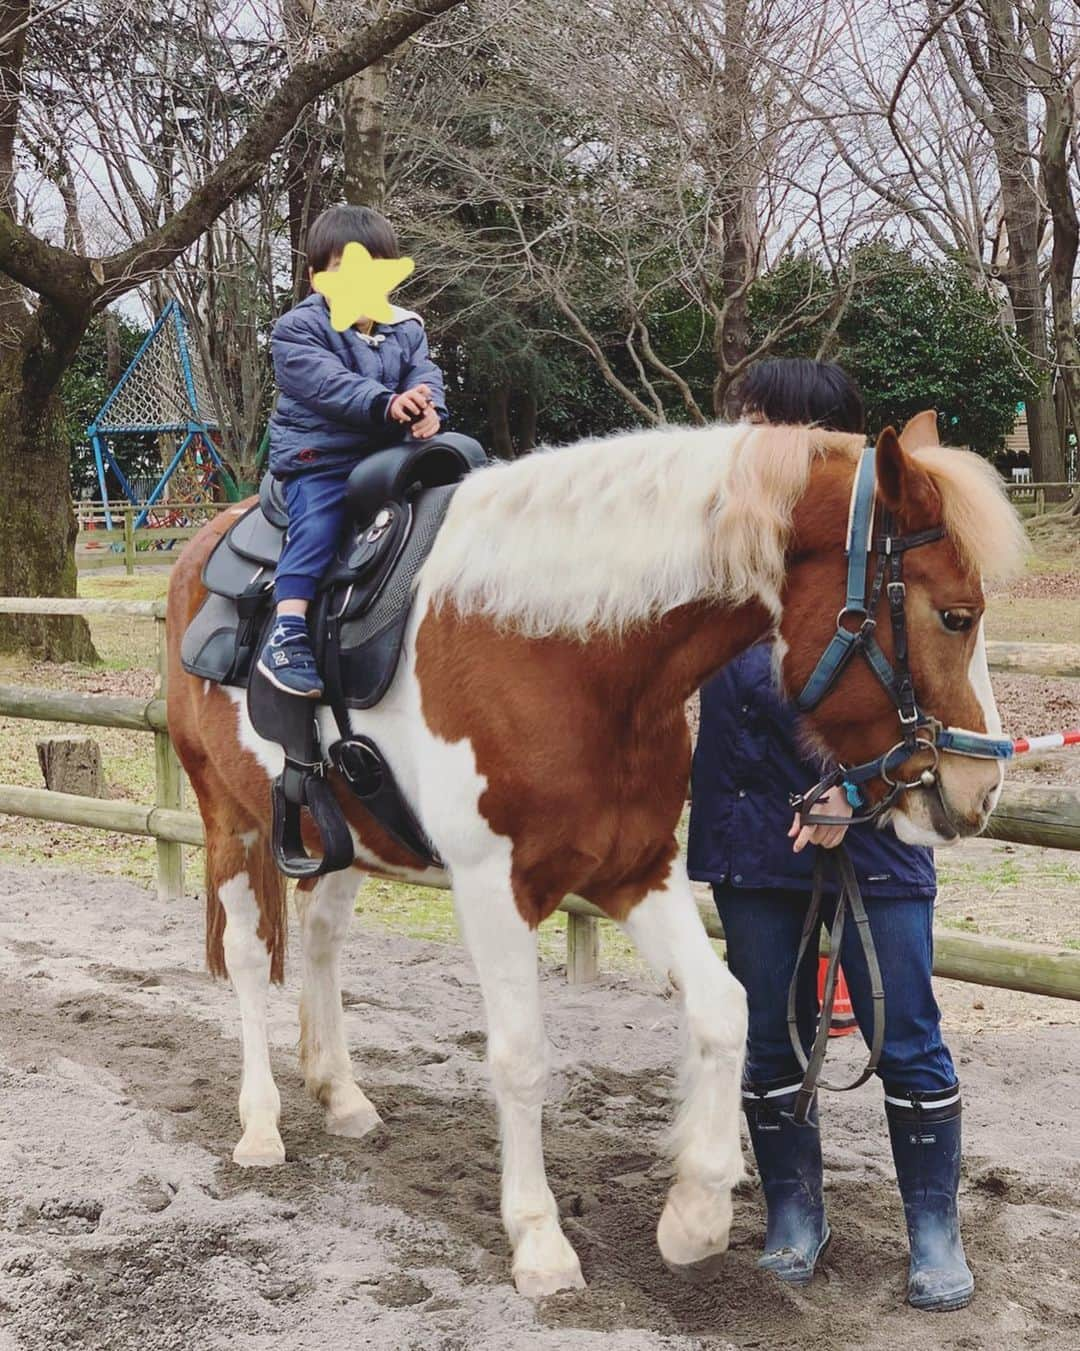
[207,819,288,1168]
[452,860,585,1298]
[295,869,382,1138]
[619,865,748,1277]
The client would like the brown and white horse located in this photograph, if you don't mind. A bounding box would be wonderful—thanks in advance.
[167,414,1024,1296]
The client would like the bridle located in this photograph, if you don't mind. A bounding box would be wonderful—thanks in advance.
[788,445,1014,830]
[781,445,1014,1126]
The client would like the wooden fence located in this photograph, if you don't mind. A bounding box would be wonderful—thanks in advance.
[0,596,1078,999]
[1002,480,1077,513]
[75,501,235,573]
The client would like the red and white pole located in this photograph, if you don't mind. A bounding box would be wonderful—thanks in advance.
[1011,729,1080,755]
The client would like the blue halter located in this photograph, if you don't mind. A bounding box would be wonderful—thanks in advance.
[790,447,1014,826]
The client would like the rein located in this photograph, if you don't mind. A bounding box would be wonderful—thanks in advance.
[786,846,884,1125]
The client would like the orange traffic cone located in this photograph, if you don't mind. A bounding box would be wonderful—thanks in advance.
[83,509,104,550]
[817,957,858,1037]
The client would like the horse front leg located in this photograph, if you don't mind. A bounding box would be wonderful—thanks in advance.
[219,870,287,1167]
[620,865,748,1276]
[295,869,382,1138]
[453,862,585,1298]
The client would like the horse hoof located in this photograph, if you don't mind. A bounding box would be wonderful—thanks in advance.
[325,1103,383,1139]
[233,1135,286,1168]
[513,1264,587,1298]
[656,1180,732,1268]
[663,1252,727,1285]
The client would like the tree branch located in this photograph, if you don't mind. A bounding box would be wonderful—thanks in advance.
[0,0,462,307]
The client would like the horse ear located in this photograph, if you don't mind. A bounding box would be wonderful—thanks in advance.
[898,408,940,451]
[876,425,941,526]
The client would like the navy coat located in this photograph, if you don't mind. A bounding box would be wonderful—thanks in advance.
[687,642,936,899]
[269,294,448,478]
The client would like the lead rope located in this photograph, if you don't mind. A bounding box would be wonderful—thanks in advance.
[786,844,886,1125]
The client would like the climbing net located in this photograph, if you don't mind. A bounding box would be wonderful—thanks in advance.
[89,301,227,533]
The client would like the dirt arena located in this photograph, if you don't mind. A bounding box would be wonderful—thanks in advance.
[1,863,1078,1351]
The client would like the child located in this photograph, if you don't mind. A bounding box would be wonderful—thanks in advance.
[258,204,448,697]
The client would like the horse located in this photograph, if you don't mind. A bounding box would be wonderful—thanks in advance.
[166,411,1024,1297]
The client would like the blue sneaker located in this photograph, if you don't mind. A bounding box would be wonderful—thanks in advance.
[257,617,324,699]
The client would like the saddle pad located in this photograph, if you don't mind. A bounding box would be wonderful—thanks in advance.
[209,505,285,575]
[336,484,456,708]
[341,484,454,649]
[180,590,256,683]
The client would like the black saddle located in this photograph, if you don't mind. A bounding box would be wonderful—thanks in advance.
[180,433,487,879]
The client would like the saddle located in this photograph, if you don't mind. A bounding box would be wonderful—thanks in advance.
[180,433,486,879]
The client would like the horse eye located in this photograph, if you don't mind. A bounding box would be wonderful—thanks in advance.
[941,610,974,633]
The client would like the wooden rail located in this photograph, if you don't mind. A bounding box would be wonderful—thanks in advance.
[0,596,182,899]
[75,502,238,574]
[986,640,1080,679]
[1001,480,1077,514]
[0,597,1077,997]
[559,897,1080,1002]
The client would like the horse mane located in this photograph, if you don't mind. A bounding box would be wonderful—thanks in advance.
[423,421,863,639]
[913,443,1028,580]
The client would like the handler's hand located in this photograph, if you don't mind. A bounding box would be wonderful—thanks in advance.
[389,384,433,422]
[788,784,852,854]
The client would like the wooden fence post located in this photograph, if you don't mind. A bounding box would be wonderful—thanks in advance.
[123,506,135,575]
[1036,486,1046,516]
[154,607,184,900]
[566,909,599,984]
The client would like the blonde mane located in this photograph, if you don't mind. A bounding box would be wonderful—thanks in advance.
[422,421,862,639]
[913,443,1028,580]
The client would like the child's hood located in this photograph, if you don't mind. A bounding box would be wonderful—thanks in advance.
[288,292,424,328]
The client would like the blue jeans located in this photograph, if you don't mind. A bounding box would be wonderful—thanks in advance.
[274,468,351,602]
[713,885,957,1099]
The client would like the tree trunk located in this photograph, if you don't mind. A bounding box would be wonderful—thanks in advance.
[0,341,95,659]
[36,735,102,796]
[967,0,1063,481]
[487,381,513,458]
[342,57,388,209]
[104,310,122,388]
[517,386,538,455]
[286,111,325,298]
[1028,4,1080,452]
[708,0,757,417]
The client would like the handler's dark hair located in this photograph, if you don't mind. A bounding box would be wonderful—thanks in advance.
[732,358,866,435]
[305,204,400,273]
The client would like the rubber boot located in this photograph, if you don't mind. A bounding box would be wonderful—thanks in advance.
[885,1091,974,1312]
[744,1087,830,1285]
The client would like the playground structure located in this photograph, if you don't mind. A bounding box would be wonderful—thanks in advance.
[87,300,233,531]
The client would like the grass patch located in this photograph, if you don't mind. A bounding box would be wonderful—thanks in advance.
[353,875,651,973]
[77,571,169,670]
[938,915,980,934]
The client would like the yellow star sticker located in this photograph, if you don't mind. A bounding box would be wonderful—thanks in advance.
[311,241,416,331]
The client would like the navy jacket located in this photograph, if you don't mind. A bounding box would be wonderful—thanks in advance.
[688,643,936,899]
[269,294,448,478]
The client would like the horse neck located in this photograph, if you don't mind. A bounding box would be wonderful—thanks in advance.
[609,598,774,716]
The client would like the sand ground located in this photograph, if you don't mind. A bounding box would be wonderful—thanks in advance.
[0,864,1077,1351]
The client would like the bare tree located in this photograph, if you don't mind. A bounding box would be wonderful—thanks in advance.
[0,0,462,657]
[392,0,875,429]
[809,0,1080,481]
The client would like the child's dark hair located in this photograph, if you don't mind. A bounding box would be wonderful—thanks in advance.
[732,358,866,434]
[305,204,400,272]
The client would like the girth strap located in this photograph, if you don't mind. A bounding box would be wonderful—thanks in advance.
[786,844,885,1125]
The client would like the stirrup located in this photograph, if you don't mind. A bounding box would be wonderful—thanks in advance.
[270,757,355,878]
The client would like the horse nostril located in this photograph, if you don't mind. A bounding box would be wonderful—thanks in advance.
[982,788,996,818]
